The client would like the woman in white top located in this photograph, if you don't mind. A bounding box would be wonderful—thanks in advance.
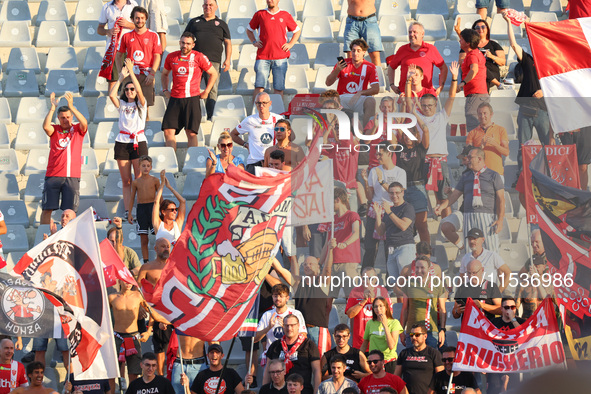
[108,58,149,215]
[152,170,186,246]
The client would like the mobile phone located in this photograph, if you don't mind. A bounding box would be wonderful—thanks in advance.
[456,299,466,307]
[337,56,345,64]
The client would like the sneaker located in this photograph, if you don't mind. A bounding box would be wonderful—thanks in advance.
[358,203,368,217]
[21,351,35,363]
[119,378,127,392]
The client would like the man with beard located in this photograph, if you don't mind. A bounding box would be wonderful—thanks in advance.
[358,350,407,394]
[428,347,480,394]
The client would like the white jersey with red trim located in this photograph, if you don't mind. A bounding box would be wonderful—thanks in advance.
[236,112,283,164]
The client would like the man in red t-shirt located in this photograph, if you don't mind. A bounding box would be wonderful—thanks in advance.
[40,92,88,225]
[0,338,27,394]
[387,22,447,96]
[358,350,408,394]
[459,28,489,133]
[326,38,379,126]
[247,0,301,99]
[116,6,163,107]
[161,31,218,150]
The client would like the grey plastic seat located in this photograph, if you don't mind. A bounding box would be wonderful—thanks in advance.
[0,201,29,227]
[16,98,49,125]
[529,0,562,15]
[284,68,310,94]
[212,95,247,121]
[5,252,25,271]
[82,46,105,73]
[378,15,409,42]
[102,148,119,175]
[453,0,477,16]
[232,146,248,164]
[302,0,335,21]
[4,71,41,97]
[208,118,241,147]
[300,16,333,43]
[45,70,79,96]
[54,96,91,123]
[80,148,99,176]
[93,122,117,149]
[73,0,103,25]
[121,223,142,249]
[73,21,105,47]
[103,173,128,202]
[249,94,284,115]
[0,174,19,200]
[0,100,11,125]
[78,172,99,198]
[236,69,259,95]
[23,149,51,175]
[313,42,341,70]
[312,66,337,93]
[337,17,346,43]
[0,125,7,149]
[288,44,310,68]
[434,40,461,65]
[167,21,182,43]
[377,0,411,18]
[282,0,297,18]
[148,147,179,174]
[417,14,447,41]
[83,70,109,97]
[163,0,183,24]
[24,173,45,201]
[182,172,206,200]
[94,96,120,123]
[0,21,32,47]
[45,47,78,71]
[34,224,52,245]
[77,199,110,222]
[0,149,20,175]
[36,0,70,25]
[226,0,257,21]
[0,225,29,253]
[14,123,50,150]
[529,12,558,22]
[237,45,257,71]
[228,18,252,45]
[37,21,70,47]
[149,96,167,122]
[490,14,521,41]
[453,13,480,32]
[7,48,41,73]
[0,1,32,25]
[416,0,449,18]
[217,70,234,95]
[183,147,214,174]
[144,121,164,147]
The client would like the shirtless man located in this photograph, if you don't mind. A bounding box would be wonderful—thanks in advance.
[10,362,57,394]
[137,238,172,376]
[345,0,382,66]
[173,336,207,394]
[263,119,304,171]
[109,280,150,387]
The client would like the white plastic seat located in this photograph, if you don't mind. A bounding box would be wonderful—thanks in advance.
[23,149,50,175]
[498,242,528,272]
[81,148,99,176]
[0,225,29,253]
[45,47,78,71]
[0,21,32,47]
[454,0,477,16]
[79,172,99,198]
[530,12,559,22]
[226,0,257,21]
[94,96,120,123]
[0,100,12,125]
[83,70,109,97]
[302,0,335,21]
[453,13,480,32]
[14,123,49,150]
[284,68,309,95]
[208,118,241,147]
[313,42,341,70]
[312,66,338,93]
[0,149,19,175]
[0,201,28,226]
[212,95,247,121]
[45,70,79,96]
[103,172,124,201]
[378,0,411,18]
[73,21,105,47]
[0,1,32,25]
[182,172,205,200]
[378,15,409,42]
[288,44,310,68]
[435,40,461,64]
[93,122,117,149]
[529,0,562,15]
[417,14,447,41]
[7,48,41,74]
[37,21,70,47]
[490,14,521,41]
[416,0,449,17]
[4,71,41,97]
[237,45,257,71]
[300,16,333,43]
[163,0,183,24]
[183,147,211,174]
[36,0,70,25]
[144,121,164,147]
[148,147,179,174]
[228,18,252,45]
[82,46,105,73]
[0,174,19,200]
[236,68,261,94]
[103,148,119,175]
[337,17,346,43]
[73,0,103,25]
[148,96,167,122]
[0,125,7,149]
[282,0,297,18]
[187,0,221,23]
[24,173,46,202]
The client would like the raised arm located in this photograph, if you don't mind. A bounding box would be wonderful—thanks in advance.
[64,92,88,133]
[444,62,460,117]
[503,11,523,61]
[43,93,60,136]
[152,175,165,230]
[124,58,146,107]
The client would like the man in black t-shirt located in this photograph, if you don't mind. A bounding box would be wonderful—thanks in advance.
[257,359,287,394]
[264,315,321,394]
[184,0,231,119]
[428,347,480,394]
[127,353,175,394]
[453,259,502,321]
[187,344,244,394]
[395,324,444,394]
[64,374,109,394]
[321,324,370,382]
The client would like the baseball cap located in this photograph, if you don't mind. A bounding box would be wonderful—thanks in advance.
[467,228,484,239]
[208,344,223,353]
[458,144,475,159]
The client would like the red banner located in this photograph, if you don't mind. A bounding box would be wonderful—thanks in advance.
[454,298,565,373]
[100,239,138,288]
[518,144,580,223]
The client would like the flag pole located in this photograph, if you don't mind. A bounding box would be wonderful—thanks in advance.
[445,371,453,394]
[246,337,254,389]
[213,336,236,394]
[178,346,190,394]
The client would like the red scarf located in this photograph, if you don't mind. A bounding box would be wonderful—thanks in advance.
[472,166,487,208]
[425,156,447,191]
[99,17,124,79]
[281,334,306,373]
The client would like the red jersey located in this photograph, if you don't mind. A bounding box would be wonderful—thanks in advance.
[569,0,591,18]
[0,361,27,394]
[335,59,379,95]
[358,372,406,394]
[46,124,86,178]
[321,211,361,264]
[248,9,299,60]
[164,50,212,98]
[118,29,162,75]
[345,286,392,349]
[461,49,487,95]
[388,42,445,92]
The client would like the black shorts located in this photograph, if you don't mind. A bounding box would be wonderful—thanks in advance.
[162,96,202,135]
[560,127,591,165]
[114,141,148,161]
[114,332,142,375]
[42,176,80,211]
[152,324,173,353]
[136,202,154,235]
[239,335,260,351]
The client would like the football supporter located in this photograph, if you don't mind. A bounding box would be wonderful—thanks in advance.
[428,347,481,394]
[357,350,407,394]
[9,362,56,394]
[317,356,358,394]
[127,353,175,394]
[320,324,370,382]
[186,344,244,394]
[0,338,27,394]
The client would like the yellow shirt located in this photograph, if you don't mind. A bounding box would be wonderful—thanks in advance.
[466,124,508,175]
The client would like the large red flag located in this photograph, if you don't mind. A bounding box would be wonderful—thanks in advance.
[100,238,139,288]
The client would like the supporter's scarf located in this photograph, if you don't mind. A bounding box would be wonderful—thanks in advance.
[115,332,139,362]
[10,360,18,389]
[425,156,447,191]
[472,167,487,208]
[281,334,306,373]
[99,17,124,80]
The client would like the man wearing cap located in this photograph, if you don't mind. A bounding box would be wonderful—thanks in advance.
[459,228,511,293]
[184,344,245,394]
[435,147,505,253]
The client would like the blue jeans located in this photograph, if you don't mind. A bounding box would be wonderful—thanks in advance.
[386,243,415,279]
[254,58,288,91]
[517,106,550,172]
[32,337,69,352]
[171,361,207,394]
[343,15,384,53]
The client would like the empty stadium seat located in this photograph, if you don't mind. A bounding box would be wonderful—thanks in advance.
[4,71,41,97]
[103,172,124,201]
[498,242,528,272]
[182,172,205,200]
[417,14,447,41]
[24,173,45,201]
[226,0,257,21]
[102,148,119,175]
[7,48,41,74]
[14,123,49,150]
[493,111,517,139]
[212,95,247,121]
[290,117,312,147]
[288,44,310,68]
[237,44,257,71]
[37,21,70,47]
[148,147,179,174]
[529,11,559,22]
[144,121,164,147]
[23,149,50,175]
[313,42,341,70]
[16,97,50,126]
[73,0,103,25]
[0,149,19,176]
[302,0,335,21]
[0,101,11,125]
[299,16,333,43]
[83,70,109,97]
[434,40,461,64]
[45,47,78,71]
[0,225,29,253]
[529,0,562,15]
[0,21,32,47]
[453,13,480,33]
[121,223,142,249]
[0,174,19,200]
[0,1,32,25]
[228,18,252,45]
[94,96,120,123]
[183,147,211,174]
[0,201,29,227]
[416,0,449,18]
[504,164,519,190]
[82,46,105,73]
[36,0,70,25]
[284,68,310,94]
[378,0,411,18]
[454,0,477,16]
[74,21,105,47]
[312,66,338,93]
[149,96,167,122]
[167,21,182,43]
[217,70,234,95]
[337,17,346,43]
[81,148,99,175]
[34,224,52,245]
[208,118,241,146]
[490,14,521,41]
[78,198,110,221]
[163,0,183,24]
[79,172,99,198]
[378,15,409,42]
[282,0,297,18]
[93,122,117,149]
[45,70,79,96]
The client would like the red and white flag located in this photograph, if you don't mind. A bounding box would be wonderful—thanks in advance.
[453,298,566,373]
[12,209,119,379]
[100,238,138,288]
[526,18,591,133]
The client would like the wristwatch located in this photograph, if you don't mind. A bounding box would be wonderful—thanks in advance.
[439,328,446,333]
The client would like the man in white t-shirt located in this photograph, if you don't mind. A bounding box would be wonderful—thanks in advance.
[360,150,406,269]
[230,92,283,174]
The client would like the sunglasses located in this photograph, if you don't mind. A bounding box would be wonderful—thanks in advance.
[409,333,425,338]
[167,207,178,212]
[219,142,233,148]
[124,87,135,92]
[442,357,455,363]
[274,127,286,132]
[269,370,284,375]
[255,101,270,106]
[367,360,382,365]
[474,25,487,30]
[334,335,349,339]
[503,305,517,310]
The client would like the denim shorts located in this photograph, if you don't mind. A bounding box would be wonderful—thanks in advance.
[404,183,429,214]
[344,15,384,53]
[254,58,288,91]
[32,337,69,352]
[476,0,511,9]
